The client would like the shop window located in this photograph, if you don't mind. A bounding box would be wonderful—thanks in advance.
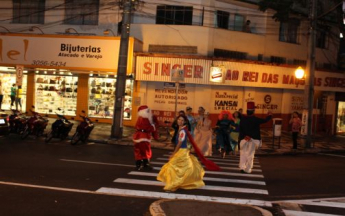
[216,10,229,29]
[156,5,193,25]
[64,0,99,25]
[279,19,300,44]
[214,48,247,60]
[337,101,345,135]
[234,14,244,31]
[35,75,78,116]
[0,73,27,111]
[88,77,133,120]
[12,0,45,24]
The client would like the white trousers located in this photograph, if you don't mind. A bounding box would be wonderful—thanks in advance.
[239,139,261,173]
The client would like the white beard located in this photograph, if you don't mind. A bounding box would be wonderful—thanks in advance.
[138,108,153,124]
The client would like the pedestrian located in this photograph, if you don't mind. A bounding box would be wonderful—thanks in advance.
[215,110,235,158]
[157,114,205,192]
[194,111,213,156]
[171,110,191,145]
[132,105,156,171]
[10,83,16,109]
[15,85,23,111]
[195,106,205,125]
[230,111,241,156]
[239,102,272,174]
[186,106,196,136]
[289,111,302,149]
[0,81,3,110]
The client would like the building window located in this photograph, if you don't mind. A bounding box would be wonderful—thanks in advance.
[156,5,193,25]
[12,0,45,24]
[279,19,300,43]
[316,25,329,49]
[214,49,247,60]
[293,59,307,66]
[234,14,245,31]
[64,0,99,25]
[216,10,229,29]
[270,56,286,64]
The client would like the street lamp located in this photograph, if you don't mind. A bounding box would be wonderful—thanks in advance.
[103,29,116,36]
[294,66,305,87]
[29,26,44,34]
[65,28,79,35]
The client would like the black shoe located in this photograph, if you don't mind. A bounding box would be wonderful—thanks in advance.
[240,170,246,174]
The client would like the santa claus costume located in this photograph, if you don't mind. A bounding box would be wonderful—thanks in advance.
[133,105,156,170]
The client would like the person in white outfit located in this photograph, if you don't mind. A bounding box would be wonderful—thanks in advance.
[239,102,272,173]
[194,111,213,156]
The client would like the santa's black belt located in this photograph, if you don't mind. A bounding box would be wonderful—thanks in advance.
[137,129,147,132]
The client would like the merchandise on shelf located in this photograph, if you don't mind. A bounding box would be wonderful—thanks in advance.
[88,77,133,120]
[35,75,78,116]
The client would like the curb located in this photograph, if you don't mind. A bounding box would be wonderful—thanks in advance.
[149,199,273,216]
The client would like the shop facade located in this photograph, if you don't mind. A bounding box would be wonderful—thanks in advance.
[135,55,345,134]
[0,33,141,126]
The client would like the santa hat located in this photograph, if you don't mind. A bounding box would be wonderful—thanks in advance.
[138,105,148,112]
[247,102,256,110]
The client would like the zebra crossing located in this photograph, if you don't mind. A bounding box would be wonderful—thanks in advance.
[96,153,272,207]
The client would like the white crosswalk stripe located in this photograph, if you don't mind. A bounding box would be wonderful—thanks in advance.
[274,197,345,216]
[96,152,270,208]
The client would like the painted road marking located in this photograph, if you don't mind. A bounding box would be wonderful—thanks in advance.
[152,167,264,178]
[113,178,268,195]
[155,158,261,168]
[60,159,134,168]
[160,156,259,164]
[96,187,272,207]
[128,171,266,186]
[283,209,342,216]
[278,200,345,209]
[150,161,262,172]
[318,153,345,158]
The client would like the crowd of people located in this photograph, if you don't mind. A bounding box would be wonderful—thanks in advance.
[132,102,275,192]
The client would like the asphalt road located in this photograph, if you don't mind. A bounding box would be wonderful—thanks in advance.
[1,134,345,216]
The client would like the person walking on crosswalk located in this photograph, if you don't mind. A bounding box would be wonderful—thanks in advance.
[239,102,272,174]
[157,114,205,192]
[132,105,156,171]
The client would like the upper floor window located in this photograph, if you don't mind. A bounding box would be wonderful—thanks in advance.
[216,10,229,29]
[279,19,300,43]
[156,5,193,25]
[316,25,329,49]
[13,0,45,24]
[234,14,245,31]
[64,0,99,25]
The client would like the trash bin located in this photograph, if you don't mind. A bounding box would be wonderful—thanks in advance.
[273,118,282,137]
[272,118,282,148]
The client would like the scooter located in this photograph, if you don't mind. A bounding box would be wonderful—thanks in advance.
[45,109,74,143]
[9,110,28,134]
[70,111,94,145]
[21,108,49,139]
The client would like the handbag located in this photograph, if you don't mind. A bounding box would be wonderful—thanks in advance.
[230,132,239,142]
[36,77,44,83]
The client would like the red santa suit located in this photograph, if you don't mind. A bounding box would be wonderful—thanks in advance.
[133,105,156,170]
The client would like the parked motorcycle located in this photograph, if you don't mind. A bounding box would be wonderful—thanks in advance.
[9,110,28,134]
[45,110,74,143]
[0,111,9,136]
[21,108,49,139]
[71,111,94,145]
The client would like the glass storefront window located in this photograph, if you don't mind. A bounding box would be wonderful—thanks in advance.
[337,101,345,135]
[0,73,27,112]
[35,75,78,116]
[88,77,133,120]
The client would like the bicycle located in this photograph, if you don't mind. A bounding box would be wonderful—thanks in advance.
[157,120,174,142]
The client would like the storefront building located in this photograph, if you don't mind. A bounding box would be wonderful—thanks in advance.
[135,54,345,134]
[0,33,141,126]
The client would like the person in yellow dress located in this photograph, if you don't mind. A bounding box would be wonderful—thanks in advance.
[157,114,205,192]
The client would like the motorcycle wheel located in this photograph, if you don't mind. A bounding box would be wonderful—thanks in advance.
[71,132,81,145]
[45,130,54,143]
[21,126,30,139]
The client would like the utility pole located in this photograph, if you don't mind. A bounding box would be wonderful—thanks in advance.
[111,0,134,138]
[305,0,317,148]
